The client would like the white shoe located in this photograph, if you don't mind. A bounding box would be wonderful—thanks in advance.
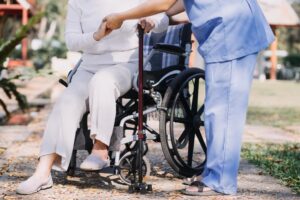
[80,154,109,171]
[16,175,53,195]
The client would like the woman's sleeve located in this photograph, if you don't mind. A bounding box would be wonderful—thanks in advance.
[149,13,170,33]
[65,0,98,52]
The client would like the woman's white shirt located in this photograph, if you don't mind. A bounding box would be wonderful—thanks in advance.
[65,0,169,66]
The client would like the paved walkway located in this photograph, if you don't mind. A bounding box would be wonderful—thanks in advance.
[244,125,300,144]
[0,78,299,199]
[0,103,299,200]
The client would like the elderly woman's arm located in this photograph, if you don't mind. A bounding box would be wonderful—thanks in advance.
[65,1,110,52]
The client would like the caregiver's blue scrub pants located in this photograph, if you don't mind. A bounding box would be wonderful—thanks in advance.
[183,0,274,195]
[201,53,258,194]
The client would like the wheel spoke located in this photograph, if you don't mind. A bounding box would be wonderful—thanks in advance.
[192,78,199,114]
[187,130,195,166]
[197,104,205,116]
[196,104,205,126]
[125,158,132,167]
[177,128,189,146]
[195,129,207,153]
[179,94,192,116]
[199,121,205,126]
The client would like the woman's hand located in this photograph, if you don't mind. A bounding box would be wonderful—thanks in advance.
[93,21,112,41]
[103,13,124,30]
[139,18,156,33]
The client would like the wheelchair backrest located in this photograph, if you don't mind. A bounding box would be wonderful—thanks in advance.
[144,23,192,71]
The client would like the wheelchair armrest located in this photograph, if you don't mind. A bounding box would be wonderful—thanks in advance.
[59,79,68,87]
[58,70,73,88]
[153,43,186,56]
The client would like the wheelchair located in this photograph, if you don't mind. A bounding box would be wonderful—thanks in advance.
[60,23,207,186]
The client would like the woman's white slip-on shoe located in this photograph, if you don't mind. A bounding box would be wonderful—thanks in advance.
[80,154,110,171]
[16,175,53,195]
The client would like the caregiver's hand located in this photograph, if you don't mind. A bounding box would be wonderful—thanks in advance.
[139,18,155,33]
[93,21,112,41]
[103,13,124,30]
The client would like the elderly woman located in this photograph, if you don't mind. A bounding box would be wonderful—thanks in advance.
[16,0,168,195]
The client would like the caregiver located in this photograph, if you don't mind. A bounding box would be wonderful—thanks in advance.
[104,0,274,196]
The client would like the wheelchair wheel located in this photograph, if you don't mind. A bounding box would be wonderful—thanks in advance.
[159,68,206,177]
[118,151,151,185]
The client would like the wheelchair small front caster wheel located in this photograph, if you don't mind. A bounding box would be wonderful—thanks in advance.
[128,183,152,194]
[118,151,151,185]
[139,184,148,194]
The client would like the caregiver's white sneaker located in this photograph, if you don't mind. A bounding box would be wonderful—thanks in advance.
[80,154,109,171]
[16,175,53,195]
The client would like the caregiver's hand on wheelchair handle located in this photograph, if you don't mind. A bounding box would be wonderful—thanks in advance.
[139,18,155,33]
[93,21,112,41]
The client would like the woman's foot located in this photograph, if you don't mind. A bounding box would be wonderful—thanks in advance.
[16,154,57,195]
[16,174,53,195]
[80,139,110,171]
[80,154,110,171]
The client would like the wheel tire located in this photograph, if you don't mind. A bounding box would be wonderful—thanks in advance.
[159,68,206,177]
[118,151,151,185]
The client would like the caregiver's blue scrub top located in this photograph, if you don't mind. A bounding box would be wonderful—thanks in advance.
[183,0,275,63]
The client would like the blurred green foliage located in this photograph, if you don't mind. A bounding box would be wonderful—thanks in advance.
[284,54,300,67]
[1,0,68,69]
[278,3,300,54]
[0,13,44,65]
[0,13,44,118]
[247,107,300,129]
[38,0,68,42]
[31,0,68,69]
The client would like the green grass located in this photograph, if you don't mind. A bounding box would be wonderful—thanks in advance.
[247,107,300,130]
[249,81,300,108]
[242,143,300,194]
